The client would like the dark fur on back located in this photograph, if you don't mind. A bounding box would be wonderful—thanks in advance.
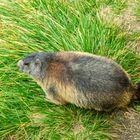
[17,51,138,111]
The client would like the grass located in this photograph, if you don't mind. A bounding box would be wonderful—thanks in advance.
[0,0,140,139]
[98,0,127,14]
[134,0,140,21]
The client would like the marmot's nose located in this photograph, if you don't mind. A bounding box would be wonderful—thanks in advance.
[17,60,24,68]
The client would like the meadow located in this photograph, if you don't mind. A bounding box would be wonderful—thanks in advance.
[0,0,140,139]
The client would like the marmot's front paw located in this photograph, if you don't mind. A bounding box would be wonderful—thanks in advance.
[45,97,65,105]
[44,97,51,102]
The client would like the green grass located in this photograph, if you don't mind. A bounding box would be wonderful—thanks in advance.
[0,0,140,139]
[98,0,127,14]
[134,0,140,21]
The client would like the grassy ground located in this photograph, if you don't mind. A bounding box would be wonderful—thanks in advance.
[0,0,140,139]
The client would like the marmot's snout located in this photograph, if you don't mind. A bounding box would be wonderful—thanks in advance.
[17,60,24,71]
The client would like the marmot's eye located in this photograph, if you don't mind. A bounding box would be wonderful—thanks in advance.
[23,59,32,66]
[24,62,29,66]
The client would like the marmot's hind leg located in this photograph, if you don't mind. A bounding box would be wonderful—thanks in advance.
[101,91,132,111]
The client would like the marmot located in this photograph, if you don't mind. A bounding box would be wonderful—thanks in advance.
[17,52,140,111]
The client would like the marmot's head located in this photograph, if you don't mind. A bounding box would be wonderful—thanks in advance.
[17,52,48,80]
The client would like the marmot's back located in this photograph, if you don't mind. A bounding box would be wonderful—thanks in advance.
[17,52,139,111]
[53,52,133,110]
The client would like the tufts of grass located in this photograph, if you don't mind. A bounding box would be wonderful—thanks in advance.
[97,0,127,14]
[134,0,140,21]
[0,0,140,139]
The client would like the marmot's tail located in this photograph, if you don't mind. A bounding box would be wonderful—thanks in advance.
[132,82,140,101]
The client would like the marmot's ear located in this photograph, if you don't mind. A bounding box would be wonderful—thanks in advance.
[35,58,41,65]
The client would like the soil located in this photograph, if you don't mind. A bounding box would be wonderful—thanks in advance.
[110,108,140,140]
